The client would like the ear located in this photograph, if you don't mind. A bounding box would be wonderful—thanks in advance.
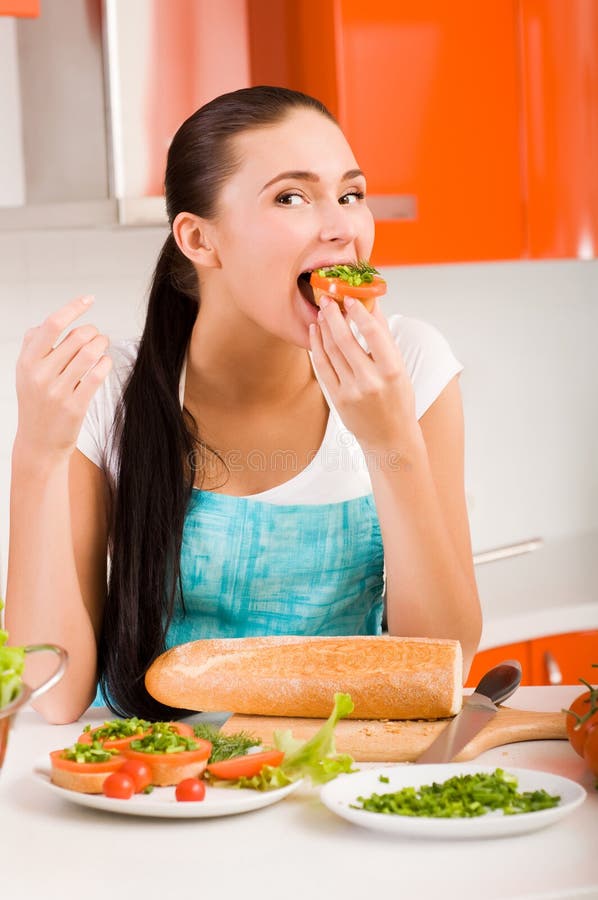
[172,212,221,268]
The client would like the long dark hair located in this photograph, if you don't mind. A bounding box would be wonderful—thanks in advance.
[99,86,336,718]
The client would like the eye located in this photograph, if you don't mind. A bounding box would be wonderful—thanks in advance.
[275,191,306,206]
[339,190,365,205]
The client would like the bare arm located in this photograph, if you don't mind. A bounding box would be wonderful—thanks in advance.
[368,377,482,677]
[309,299,481,680]
[5,297,113,723]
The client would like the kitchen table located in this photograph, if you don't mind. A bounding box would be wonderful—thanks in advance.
[2,686,597,900]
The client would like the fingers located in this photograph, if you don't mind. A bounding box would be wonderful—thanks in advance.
[73,353,113,406]
[23,295,95,360]
[56,333,111,388]
[47,324,104,376]
[335,296,404,378]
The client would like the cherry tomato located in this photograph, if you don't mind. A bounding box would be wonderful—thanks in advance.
[175,778,206,802]
[583,723,598,776]
[103,772,135,800]
[118,760,152,793]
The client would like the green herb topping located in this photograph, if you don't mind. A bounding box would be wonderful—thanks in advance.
[83,717,151,740]
[351,769,561,818]
[0,601,25,710]
[129,724,198,755]
[61,741,118,764]
[316,260,380,287]
[193,723,261,763]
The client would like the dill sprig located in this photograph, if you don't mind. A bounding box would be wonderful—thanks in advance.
[193,722,261,763]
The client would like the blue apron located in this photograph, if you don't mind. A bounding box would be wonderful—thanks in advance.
[92,489,384,708]
[167,489,385,643]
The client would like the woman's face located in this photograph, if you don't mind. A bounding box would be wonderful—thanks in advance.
[203,107,375,349]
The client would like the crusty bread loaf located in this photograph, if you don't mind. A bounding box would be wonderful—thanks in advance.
[145,635,463,719]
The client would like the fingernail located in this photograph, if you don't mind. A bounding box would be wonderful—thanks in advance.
[81,295,95,305]
[317,309,324,322]
[319,295,330,309]
[309,323,316,338]
[344,296,355,309]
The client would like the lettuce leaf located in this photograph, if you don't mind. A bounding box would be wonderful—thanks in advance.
[0,602,25,710]
[208,692,357,792]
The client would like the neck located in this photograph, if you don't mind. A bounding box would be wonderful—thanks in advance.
[184,298,315,410]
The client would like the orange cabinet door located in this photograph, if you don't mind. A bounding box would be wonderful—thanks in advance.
[0,1,39,15]
[248,0,524,265]
[519,0,598,259]
[529,631,598,686]
[466,641,533,688]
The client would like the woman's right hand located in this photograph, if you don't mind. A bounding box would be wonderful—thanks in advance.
[14,295,113,462]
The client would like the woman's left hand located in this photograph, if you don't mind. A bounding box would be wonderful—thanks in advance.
[309,296,419,453]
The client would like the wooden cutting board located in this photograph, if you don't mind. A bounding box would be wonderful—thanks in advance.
[221,707,567,762]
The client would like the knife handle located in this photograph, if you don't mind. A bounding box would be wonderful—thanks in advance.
[474,659,522,705]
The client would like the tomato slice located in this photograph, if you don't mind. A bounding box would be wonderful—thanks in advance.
[309,271,387,301]
[77,729,152,751]
[121,738,212,765]
[78,720,193,750]
[49,749,125,774]
[206,749,285,780]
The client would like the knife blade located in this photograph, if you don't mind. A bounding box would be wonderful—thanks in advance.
[415,659,522,764]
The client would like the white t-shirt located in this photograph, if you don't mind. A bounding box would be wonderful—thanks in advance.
[76,314,463,502]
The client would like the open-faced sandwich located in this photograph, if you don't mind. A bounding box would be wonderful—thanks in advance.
[303,261,387,312]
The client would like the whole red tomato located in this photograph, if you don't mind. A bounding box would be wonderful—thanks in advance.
[565,667,598,768]
[583,723,598,777]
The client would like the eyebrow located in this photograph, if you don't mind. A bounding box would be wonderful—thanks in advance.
[259,168,365,194]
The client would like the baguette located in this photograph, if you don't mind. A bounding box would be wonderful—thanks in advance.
[145,635,463,719]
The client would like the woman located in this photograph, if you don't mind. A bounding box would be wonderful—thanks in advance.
[6,86,481,723]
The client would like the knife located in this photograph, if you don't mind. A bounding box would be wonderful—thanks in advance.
[415,659,522,764]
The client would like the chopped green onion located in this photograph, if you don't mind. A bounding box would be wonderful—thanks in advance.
[351,769,560,818]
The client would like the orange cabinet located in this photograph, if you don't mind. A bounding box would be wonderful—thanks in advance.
[529,631,598,686]
[519,0,598,259]
[467,631,598,688]
[0,1,39,15]
[247,0,598,265]
[466,641,533,688]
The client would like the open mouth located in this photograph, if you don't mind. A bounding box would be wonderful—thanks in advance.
[298,271,317,307]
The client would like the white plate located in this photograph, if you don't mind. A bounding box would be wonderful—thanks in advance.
[33,758,302,819]
[320,764,586,840]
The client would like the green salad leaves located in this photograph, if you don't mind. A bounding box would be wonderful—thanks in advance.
[207,692,356,791]
[0,603,25,710]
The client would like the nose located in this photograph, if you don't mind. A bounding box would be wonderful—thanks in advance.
[317,199,358,244]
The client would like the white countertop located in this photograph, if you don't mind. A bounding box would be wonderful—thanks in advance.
[475,529,598,649]
[2,687,597,900]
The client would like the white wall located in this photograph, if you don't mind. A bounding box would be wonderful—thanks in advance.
[0,227,597,591]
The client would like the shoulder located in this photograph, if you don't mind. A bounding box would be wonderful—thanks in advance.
[386,314,464,419]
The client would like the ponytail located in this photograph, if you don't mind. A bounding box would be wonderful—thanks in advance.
[99,234,198,718]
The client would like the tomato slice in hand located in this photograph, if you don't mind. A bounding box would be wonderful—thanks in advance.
[175,778,206,802]
[206,750,285,780]
[103,772,135,799]
[118,760,152,793]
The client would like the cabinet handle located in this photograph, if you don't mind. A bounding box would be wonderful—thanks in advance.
[473,537,544,566]
[544,651,563,685]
